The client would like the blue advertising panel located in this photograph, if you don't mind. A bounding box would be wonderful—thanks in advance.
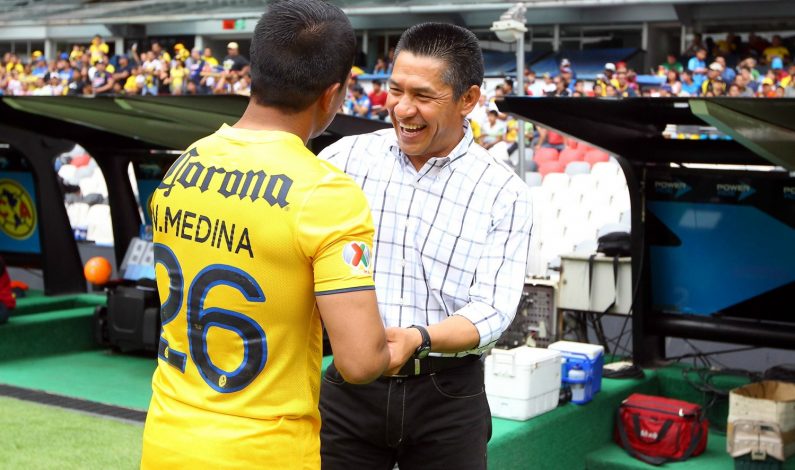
[646,168,795,323]
[0,171,41,254]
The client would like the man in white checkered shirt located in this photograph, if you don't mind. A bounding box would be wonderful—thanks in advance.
[319,23,532,470]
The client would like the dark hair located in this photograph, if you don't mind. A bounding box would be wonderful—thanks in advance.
[249,0,355,112]
[394,22,484,99]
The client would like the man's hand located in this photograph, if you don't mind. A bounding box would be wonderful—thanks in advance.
[384,327,422,376]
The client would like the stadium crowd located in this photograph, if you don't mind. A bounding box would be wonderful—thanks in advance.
[0,35,251,97]
[1,32,793,109]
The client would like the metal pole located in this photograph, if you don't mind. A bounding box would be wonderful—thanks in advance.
[516,33,526,180]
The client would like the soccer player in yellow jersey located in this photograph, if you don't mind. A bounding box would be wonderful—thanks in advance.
[140,1,390,468]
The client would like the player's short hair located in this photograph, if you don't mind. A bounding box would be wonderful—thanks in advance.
[249,0,355,113]
[394,23,484,99]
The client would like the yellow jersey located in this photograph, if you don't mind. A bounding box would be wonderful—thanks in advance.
[141,124,376,470]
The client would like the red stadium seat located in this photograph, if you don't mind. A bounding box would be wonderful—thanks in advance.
[559,147,585,167]
[547,131,564,145]
[533,147,559,163]
[538,161,565,178]
[584,149,610,165]
[564,138,578,149]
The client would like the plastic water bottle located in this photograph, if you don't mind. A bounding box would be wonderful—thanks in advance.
[569,367,586,403]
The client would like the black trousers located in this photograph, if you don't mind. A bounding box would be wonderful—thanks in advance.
[319,358,491,470]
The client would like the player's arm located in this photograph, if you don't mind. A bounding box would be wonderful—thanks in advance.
[317,290,388,384]
[298,170,389,384]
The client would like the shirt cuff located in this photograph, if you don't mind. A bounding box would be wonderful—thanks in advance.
[453,302,504,350]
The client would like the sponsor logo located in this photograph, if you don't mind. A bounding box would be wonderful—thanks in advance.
[640,429,659,440]
[0,179,36,240]
[343,242,372,274]
[716,183,755,201]
[784,187,795,201]
[654,180,691,198]
[157,147,293,208]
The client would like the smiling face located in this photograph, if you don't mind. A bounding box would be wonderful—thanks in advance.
[386,52,478,165]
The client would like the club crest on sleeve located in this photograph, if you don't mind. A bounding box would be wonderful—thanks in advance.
[342,242,372,274]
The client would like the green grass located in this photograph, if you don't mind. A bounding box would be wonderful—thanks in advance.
[0,396,143,470]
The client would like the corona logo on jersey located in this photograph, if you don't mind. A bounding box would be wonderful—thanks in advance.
[343,241,372,274]
[0,179,36,240]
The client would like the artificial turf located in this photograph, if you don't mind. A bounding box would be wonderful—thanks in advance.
[0,396,142,470]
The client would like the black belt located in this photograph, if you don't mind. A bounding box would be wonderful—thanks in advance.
[387,354,481,378]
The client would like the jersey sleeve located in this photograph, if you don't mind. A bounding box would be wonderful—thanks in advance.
[296,170,375,296]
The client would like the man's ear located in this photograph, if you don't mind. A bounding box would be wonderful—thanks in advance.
[458,84,481,116]
[319,82,344,114]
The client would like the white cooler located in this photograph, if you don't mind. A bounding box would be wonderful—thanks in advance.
[485,346,562,421]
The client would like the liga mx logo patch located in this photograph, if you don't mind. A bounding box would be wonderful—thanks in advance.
[0,179,36,240]
[343,242,372,274]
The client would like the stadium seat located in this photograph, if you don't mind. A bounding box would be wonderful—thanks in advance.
[612,190,631,212]
[582,191,612,212]
[58,164,79,186]
[551,189,580,210]
[529,186,553,206]
[86,204,114,245]
[590,206,621,230]
[584,149,611,166]
[524,172,543,187]
[591,161,620,180]
[533,147,559,163]
[619,209,631,226]
[547,131,565,146]
[538,161,565,178]
[542,172,570,191]
[570,173,597,196]
[66,202,90,230]
[565,161,591,176]
[559,147,585,167]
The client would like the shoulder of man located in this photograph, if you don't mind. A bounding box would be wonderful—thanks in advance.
[317,129,394,167]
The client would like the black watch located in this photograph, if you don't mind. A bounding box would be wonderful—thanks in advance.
[409,325,431,359]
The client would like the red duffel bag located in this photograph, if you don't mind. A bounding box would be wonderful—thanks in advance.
[614,393,709,465]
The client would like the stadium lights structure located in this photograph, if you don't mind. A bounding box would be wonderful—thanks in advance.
[491,2,528,180]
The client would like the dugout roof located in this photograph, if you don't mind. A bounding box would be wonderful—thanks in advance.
[499,97,795,171]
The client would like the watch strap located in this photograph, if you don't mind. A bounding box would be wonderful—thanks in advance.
[409,325,431,358]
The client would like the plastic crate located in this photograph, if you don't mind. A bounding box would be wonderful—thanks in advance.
[548,341,604,404]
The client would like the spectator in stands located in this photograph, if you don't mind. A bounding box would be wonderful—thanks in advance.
[66,68,89,96]
[604,83,618,98]
[781,63,795,89]
[89,34,109,65]
[90,59,114,95]
[368,79,388,119]
[385,46,395,73]
[551,75,571,97]
[684,32,706,57]
[112,55,134,84]
[502,77,515,96]
[151,41,171,65]
[166,59,186,95]
[478,110,506,150]
[526,69,544,97]
[0,256,16,325]
[737,65,759,94]
[714,56,735,84]
[347,84,371,118]
[727,83,742,97]
[659,53,683,75]
[372,56,388,74]
[664,69,682,95]
[173,43,190,63]
[185,48,205,92]
[202,47,219,67]
[701,62,725,95]
[223,42,250,73]
[771,56,787,82]
[614,71,636,97]
[688,47,709,86]
[763,35,790,65]
[759,77,777,98]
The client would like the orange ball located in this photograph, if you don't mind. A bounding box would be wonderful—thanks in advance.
[84,256,112,285]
